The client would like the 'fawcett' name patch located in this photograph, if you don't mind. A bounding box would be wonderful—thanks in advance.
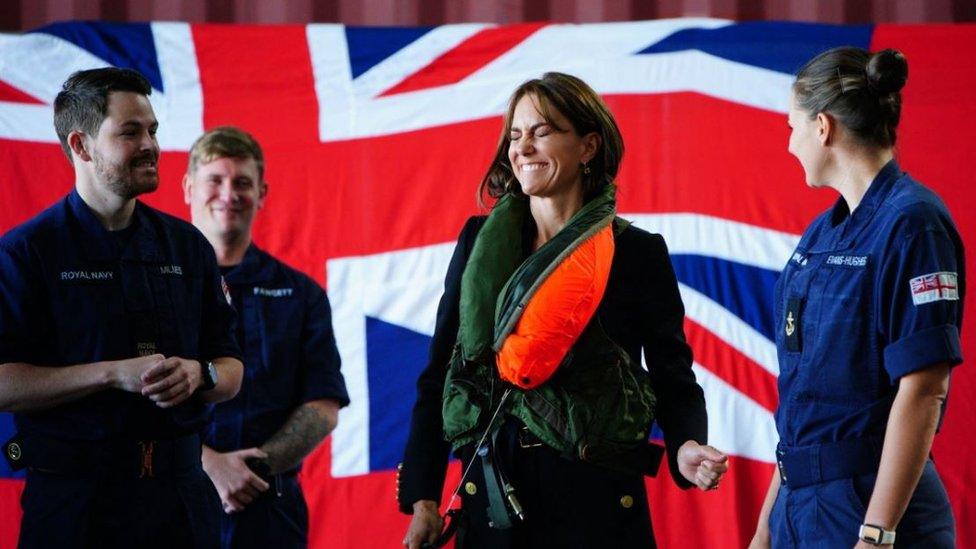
[910,272,959,305]
[254,287,293,297]
[61,270,113,281]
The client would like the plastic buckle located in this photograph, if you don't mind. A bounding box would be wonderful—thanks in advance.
[139,441,155,478]
[517,427,542,449]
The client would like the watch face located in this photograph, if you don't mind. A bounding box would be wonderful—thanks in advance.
[201,361,218,390]
[860,525,882,543]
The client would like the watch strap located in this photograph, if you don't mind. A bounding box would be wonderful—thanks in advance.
[859,523,896,546]
[199,360,218,391]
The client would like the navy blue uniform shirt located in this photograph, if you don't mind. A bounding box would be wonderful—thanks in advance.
[774,160,965,449]
[0,189,242,440]
[205,244,349,466]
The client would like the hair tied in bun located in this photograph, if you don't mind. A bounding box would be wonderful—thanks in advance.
[866,49,908,95]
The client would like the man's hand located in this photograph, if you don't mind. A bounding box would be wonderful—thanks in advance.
[202,447,270,514]
[403,500,443,549]
[141,356,202,408]
[677,440,730,491]
[108,354,165,393]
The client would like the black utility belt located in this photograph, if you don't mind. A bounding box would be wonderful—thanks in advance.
[513,426,665,478]
[4,432,202,478]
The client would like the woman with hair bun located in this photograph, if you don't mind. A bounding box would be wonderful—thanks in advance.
[750,48,964,548]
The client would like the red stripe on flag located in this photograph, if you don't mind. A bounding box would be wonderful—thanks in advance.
[872,23,976,549]
[685,318,779,413]
[606,93,834,235]
[0,140,72,234]
[648,454,773,549]
[0,81,44,105]
[299,442,774,549]
[0,478,24,548]
[380,23,547,97]
[192,24,320,147]
[302,438,462,549]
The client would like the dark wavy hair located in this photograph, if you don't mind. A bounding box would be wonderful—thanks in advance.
[793,47,908,148]
[54,67,153,159]
[478,72,624,207]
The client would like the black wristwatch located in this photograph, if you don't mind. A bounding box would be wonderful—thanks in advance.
[198,360,218,391]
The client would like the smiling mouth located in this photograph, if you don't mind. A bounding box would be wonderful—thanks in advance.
[132,159,157,170]
[520,162,548,172]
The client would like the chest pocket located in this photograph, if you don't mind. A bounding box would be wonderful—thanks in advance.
[801,256,879,402]
[51,265,123,363]
[158,264,199,357]
[242,293,303,399]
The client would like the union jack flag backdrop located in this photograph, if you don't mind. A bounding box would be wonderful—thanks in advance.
[0,19,974,549]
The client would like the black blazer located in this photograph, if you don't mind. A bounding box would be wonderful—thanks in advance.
[398,216,707,512]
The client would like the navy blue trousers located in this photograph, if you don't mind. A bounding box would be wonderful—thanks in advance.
[219,475,308,549]
[18,466,220,549]
[769,459,955,548]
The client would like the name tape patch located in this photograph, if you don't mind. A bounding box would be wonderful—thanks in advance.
[791,252,808,266]
[159,265,183,276]
[910,272,959,306]
[826,255,868,267]
[253,287,293,298]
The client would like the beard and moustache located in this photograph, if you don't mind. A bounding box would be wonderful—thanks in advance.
[92,149,160,200]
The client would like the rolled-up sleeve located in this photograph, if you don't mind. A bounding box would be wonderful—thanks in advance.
[878,214,964,381]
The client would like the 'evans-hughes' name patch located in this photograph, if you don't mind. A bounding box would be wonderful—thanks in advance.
[825,255,868,267]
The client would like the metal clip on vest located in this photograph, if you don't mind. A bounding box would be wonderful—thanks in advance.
[422,388,514,548]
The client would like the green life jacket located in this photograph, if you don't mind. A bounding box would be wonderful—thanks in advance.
[441,184,658,468]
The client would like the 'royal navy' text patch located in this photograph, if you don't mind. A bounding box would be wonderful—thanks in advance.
[910,272,959,305]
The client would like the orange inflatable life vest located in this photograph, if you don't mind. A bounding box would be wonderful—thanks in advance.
[495,224,615,389]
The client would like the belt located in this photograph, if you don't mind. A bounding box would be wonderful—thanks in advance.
[776,435,883,489]
[4,432,202,478]
[517,425,664,477]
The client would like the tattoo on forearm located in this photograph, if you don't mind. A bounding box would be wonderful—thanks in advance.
[260,402,336,474]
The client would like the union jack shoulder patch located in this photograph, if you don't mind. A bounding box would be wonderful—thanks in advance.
[910,271,959,306]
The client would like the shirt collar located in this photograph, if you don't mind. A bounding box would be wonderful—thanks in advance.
[812,159,902,252]
[67,188,162,262]
[222,243,275,285]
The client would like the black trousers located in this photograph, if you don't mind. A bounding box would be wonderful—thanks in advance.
[219,474,308,549]
[18,465,220,549]
[455,418,655,549]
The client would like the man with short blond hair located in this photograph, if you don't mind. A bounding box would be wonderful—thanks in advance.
[184,126,349,548]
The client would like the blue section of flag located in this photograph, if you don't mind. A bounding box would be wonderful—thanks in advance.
[345,26,434,79]
[671,254,779,340]
[366,316,432,471]
[33,22,164,92]
[639,21,874,75]
[0,413,23,479]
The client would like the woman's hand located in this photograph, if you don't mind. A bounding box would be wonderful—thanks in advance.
[676,440,729,490]
[403,500,443,549]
